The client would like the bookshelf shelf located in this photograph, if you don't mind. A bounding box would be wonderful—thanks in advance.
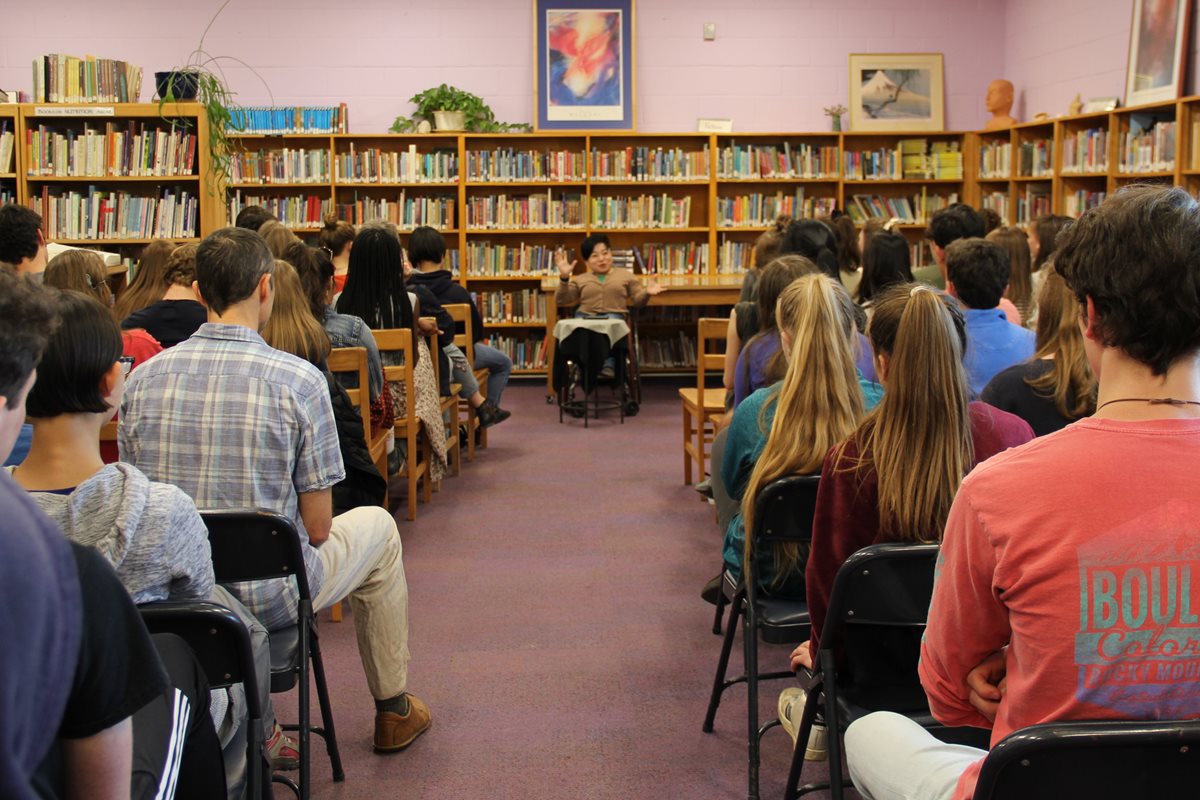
[589,227,710,234]
[25,174,201,182]
[464,275,551,281]
[228,182,332,189]
[482,321,548,328]
[49,237,202,245]
[335,181,459,187]
[0,173,16,179]
[716,177,840,184]
[1012,175,1053,182]
[588,179,711,186]
[465,228,586,234]
[464,180,586,188]
[843,178,962,186]
[1113,170,1176,178]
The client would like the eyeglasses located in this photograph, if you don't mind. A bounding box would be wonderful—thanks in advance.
[118,356,134,377]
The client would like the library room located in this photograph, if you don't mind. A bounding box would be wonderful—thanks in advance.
[4,0,1200,797]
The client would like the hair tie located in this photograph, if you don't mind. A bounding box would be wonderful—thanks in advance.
[910,285,931,297]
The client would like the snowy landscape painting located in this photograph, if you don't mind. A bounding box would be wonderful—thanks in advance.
[848,54,945,132]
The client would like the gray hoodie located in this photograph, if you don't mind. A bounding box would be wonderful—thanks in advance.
[8,462,214,604]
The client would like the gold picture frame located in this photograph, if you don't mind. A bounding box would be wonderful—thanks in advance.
[848,53,945,132]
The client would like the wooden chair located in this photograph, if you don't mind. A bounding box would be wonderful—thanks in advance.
[373,328,433,522]
[427,331,461,482]
[679,317,728,486]
[327,346,389,509]
[444,303,490,460]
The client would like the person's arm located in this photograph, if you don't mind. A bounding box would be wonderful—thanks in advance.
[919,480,1010,728]
[163,491,216,600]
[723,311,742,391]
[554,248,580,305]
[298,488,334,547]
[359,325,385,403]
[62,718,132,800]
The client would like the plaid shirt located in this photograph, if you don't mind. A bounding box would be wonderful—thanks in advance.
[119,323,345,628]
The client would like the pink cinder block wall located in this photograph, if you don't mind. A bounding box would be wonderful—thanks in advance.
[2,0,1003,133]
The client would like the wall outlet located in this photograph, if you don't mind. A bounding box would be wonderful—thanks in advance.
[703,22,716,40]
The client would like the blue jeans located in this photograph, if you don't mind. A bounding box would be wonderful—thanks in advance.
[443,343,479,400]
[473,342,512,407]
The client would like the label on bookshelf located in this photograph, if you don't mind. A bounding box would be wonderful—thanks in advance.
[466,191,584,230]
[589,144,710,181]
[717,142,838,179]
[717,189,832,227]
[34,185,198,240]
[228,190,331,230]
[231,147,330,184]
[589,193,693,229]
[33,106,115,117]
[845,191,960,225]
[844,139,962,180]
[335,143,458,184]
[467,147,585,182]
[26,121,197,177]
[335,191,455,229]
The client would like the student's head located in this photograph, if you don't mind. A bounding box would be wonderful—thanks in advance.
[926,204,985,268]
[753,256,822,337]
[856,283,971,541]
[162,244,199,290]
[828,214,861,272]
[408,226,447,268]
[0,271,59,458]
[781,219,839,281]
[194,227,276,325]
[318,214,356,260]
[742,273,865,586]
[857,231,913,304]
[979,206,1002,235]
[306,246,337,312]
[336,224,414,331]
[986,226,1032,310]
[114,239,177,319]
[25,291,125,423]
[235,205,276,232]
[1029,214,1072,272]
[1029,262,1095,420]
[0,204,46,272]
[858,217,886,256]
[752,215,792,269]
[580,234,613,274]
[944,238,1010,310]
[44,250,114,310]
[1055,185,1200,378]
[261,261,331,367]
[258,220,301,259]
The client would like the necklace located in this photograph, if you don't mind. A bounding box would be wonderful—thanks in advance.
[1096,397,1200,412]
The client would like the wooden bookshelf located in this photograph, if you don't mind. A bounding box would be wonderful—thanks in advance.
[0,105,16,206]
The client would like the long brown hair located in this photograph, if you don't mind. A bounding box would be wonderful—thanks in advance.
[742,274,865,587]
[44,250,114,311]
[1027,263,1095,419]
[1031,214,1072,272]
[261,260,331,366]
[741,255,822,388]
[114,239,177,319]
[752,215,792,269]
[258,220,301,259]
[988,226,1032,315]
[840,284,972,542]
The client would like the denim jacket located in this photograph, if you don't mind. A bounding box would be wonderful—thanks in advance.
[323,306,383,401]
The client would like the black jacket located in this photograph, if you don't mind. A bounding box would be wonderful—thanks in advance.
[407,269,486,341]
[325,373,388,515]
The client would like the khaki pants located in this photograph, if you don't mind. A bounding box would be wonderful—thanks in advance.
[312,507,410,700]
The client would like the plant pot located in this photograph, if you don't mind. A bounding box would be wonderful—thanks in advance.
[432,110,466,132]
[155,71,200,101]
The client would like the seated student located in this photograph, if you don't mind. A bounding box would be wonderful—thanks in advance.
[234,204,275,232]
[555,233,665,380]
[0,203,49,282]
[982,263,1095,435]
[987,226,1035,326]
[113,240,177,321]
[944,238,1036,395]
[978,205,1002,235]
[723,217,790,404]
[406,226,512,426]
[121,244,207,348]
[719,273,879,592]
[843,185,1200,800]
[828,213,863,296]
[318,215,355,294]
[921,205,1020,326]
[1027,213,1072,302]
[120,226,432,754]
[780,284,1033,760]
[781,218,840,283]
[856,230,914,317]
[257,219,301,259]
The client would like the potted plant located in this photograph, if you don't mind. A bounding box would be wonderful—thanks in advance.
[391,84,531,133]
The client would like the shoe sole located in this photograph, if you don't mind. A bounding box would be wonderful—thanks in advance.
[776,691,828,761]
[373,719,432,753]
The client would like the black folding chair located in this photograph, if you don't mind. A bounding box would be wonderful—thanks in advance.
[139,600,264,800]
[703,474,817,800]
[201,510,345,800]
[973,718,1200,799]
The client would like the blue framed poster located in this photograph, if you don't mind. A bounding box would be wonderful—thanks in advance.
[534,0,636,131]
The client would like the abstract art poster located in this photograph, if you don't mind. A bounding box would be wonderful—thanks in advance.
[535,0,636,130]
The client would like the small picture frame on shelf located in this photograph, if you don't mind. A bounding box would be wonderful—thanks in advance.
[534,0,636,131]
[1082,97,1121,113]
[1125,0,1191,107]
[848,53,945,132]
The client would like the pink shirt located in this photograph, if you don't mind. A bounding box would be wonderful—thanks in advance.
[920,417,1200,800]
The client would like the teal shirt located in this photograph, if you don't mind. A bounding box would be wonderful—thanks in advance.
[720,374,883,591]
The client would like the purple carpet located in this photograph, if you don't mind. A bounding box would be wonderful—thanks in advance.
[277,379,838,798]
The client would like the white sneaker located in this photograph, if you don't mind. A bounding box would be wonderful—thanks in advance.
[777,687,828,761]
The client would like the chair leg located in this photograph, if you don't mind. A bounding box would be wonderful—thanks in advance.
[405,429,418,521]
[298,603,312,800]
[712,585,728,635]
[703,592,743,732]
[330,602,343,623]
[683,404,693,485]
[745,601,760,800]
[696,412,708,483]
[822,652,845,800]
[784,677,825,800]
[309,625,345,782]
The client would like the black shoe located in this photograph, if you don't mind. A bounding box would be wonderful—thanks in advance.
[598,364,616,381]
[478,401,511,428]
[458,424,470,449]
[700,573,723,605]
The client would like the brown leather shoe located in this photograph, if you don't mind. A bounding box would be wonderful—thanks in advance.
[373,694,432,753]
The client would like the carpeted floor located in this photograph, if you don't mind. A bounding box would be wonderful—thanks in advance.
[276,379,834,798]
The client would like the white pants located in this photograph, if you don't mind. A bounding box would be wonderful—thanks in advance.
[845,712,986,800]
[312,507,410,700]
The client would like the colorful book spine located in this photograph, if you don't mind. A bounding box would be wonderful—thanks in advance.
[34,185,198,240]
[466,191,585,230]
[466,148,586,182]
[227,190,332,229]
[589,145,710,181]
[228,105,349,134]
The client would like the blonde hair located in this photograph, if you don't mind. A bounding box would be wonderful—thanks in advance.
[114,239,177,319]
[258,220,301,259]
[44,249,113,311]
[1028,263,1095,419]
[987,226,1033,315]
[842,284,973,542]
[261,260,331,365]
[741,274,865,587]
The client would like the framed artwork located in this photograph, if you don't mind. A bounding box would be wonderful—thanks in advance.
[534,0,636,131]
[848,53,945,132]
[1125,0,1191,107]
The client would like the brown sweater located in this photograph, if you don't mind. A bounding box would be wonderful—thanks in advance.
[555,268,649,314]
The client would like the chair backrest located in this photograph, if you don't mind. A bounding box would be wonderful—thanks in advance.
[743,474,820,607]
[696,316,728,402]
[328,346,370,427]
[443,303,475,363]
[199,509,313,601]
[138,600,261,719]
[973,719,1200,799]
[817,542,939,711]
[373,327,419,427]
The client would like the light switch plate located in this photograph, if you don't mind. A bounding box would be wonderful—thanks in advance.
[703,22,716,40]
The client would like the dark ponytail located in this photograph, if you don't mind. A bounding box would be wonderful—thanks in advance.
[782,219,841,283]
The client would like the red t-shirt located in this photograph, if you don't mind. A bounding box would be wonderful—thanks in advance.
[920,417,1200,800]
[333,273,347,294]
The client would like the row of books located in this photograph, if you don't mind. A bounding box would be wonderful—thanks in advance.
[465,192,585,230]
[1016,187,1052,225]
[844,190,960,225]
[1119,120,1176,173]
[227,105,349,134]
[717,239,755,273]
[489,334,548,370]
[33,185,198,240]
[842,139,963,180]
[1063,190,1106,219]
[473,290,548,324]
[589,146,711,181]
[636,332,697,370]
[230,148,330,184]
[641,241,709,274]
[24,123,197,177]
[979,191,1010,221]
[1061,128,1108,174]
[589,194,693,229]
[464,242,557,276]
[228,191,332,229]
[1019,140,1054,178]
[0,187,15,206]
[716,190,828,228]
[334,193,456,229]
[466,148,585,182]
[716,142,839,179]
[335,144,457,184]
[32,54,142,103]
[0,123,12,173]
[978,141,1011,179]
